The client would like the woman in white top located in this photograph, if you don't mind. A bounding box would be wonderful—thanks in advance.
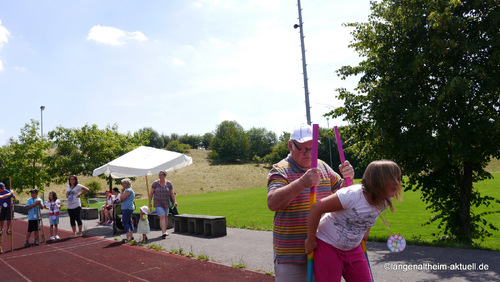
[66,175,89,237]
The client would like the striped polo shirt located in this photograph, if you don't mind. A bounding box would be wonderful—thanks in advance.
[267,154,342,263]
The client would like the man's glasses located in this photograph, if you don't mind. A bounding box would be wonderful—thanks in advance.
[292,140,312,153]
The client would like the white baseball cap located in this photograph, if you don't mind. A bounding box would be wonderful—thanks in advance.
[290,124,313,143]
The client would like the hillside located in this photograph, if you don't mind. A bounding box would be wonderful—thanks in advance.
[16,149,270,202]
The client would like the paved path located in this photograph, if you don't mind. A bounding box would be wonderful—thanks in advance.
[11,211,500,281]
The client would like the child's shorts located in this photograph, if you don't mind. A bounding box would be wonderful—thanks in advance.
[28,220,39,232]
[49,215,60,226]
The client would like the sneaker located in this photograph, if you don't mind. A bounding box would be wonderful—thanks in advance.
[34,240,39,245]
[0,230,3,235]
[24,241,30,248]
[55,235,60,240]
[109,221,114,226]
[50,236,55,241]
[6,230,11,235]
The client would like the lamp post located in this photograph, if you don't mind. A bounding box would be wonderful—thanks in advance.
[40,106,45,136]
[40,106,45,201]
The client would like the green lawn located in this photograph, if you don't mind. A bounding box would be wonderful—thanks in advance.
[92,173,499,251]
[369,173,500,250]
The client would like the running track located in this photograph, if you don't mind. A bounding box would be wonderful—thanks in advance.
[0,219,274,281]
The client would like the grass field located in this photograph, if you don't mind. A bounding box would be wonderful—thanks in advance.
[112,172,500,251]
[19,149,500,251]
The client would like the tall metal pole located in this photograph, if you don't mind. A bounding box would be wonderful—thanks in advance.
[296,0,311,125]
[40,106,45,201]
[40,106,45,136]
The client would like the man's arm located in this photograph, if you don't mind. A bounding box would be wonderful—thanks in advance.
[267,168,320,211]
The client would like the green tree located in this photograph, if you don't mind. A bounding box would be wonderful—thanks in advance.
[264,132,290,165]
[331,0,500,244]
[47,124,149,187]
[247,127,277,159]
[137,127,162,148]
[201,132,214,149]
[166,140,190,153]
[210,121,250,162]
[179,134,202,149]
[0,120,52,194]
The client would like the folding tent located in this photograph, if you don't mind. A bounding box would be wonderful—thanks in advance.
[92,146,193,196]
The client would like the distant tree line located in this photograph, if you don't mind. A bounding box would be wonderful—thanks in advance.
[0,119,360,195]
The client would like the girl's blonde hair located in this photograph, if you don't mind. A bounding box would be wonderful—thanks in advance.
[361,160,402,211]
[121,178,132,188]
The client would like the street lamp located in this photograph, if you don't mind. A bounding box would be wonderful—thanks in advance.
[40,106,45,136]
[40,106,45,201]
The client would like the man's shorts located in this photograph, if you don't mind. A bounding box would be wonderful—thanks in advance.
[28,220,39,232]
[0,207,12,221]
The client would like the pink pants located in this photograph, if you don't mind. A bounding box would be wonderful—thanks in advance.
[314,238,372,282]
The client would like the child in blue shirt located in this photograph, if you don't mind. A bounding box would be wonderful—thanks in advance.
[25,189,43,247]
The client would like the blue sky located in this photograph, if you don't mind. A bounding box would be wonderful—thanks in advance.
[0,0,371,145]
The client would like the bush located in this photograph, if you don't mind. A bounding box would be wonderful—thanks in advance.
[81,180,101,207]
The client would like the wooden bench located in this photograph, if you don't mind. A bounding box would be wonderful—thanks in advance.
[131,212,173,230]
[174,214,227,237]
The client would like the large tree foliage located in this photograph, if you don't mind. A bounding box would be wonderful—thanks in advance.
[210,120,251,162]
[331,0,500,244]
[46,124,149,185]
[137,127,163,148]
[0,120,52,194]
[247,127,277,159]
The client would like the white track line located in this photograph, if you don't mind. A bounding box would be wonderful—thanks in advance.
[48,242,150,282]
[0,257,33,282]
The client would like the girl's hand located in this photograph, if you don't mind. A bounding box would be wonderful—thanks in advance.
[304,237,317,254]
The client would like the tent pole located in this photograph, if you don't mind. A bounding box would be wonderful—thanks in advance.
[145,176,150,203]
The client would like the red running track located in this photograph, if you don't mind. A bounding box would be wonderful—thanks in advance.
[0,219,274,281]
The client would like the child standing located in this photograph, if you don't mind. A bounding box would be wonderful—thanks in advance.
[0,183,15,254]
[44,191,61,240]
[25,189,43,247]
[305,160,402,282]
[136,206,150,244]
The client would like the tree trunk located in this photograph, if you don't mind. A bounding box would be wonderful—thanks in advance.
[459,162,473,244]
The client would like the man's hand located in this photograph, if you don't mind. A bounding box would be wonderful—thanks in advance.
[299,168,321,188]
[339,161,355,181]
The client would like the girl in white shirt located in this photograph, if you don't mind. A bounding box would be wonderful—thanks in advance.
[305,160,402,282]
[45,191,61,240]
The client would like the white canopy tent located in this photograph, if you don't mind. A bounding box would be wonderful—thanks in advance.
[92,146,193,196]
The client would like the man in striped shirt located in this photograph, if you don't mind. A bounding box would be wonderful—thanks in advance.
[267,124,354,281]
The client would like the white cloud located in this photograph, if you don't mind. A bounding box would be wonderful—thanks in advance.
[218,109,241,123]
[0,19,9,47]
[86,25,147,46]
[0,19,9,71]
[172,57,185,66]
[14,66,26,71]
